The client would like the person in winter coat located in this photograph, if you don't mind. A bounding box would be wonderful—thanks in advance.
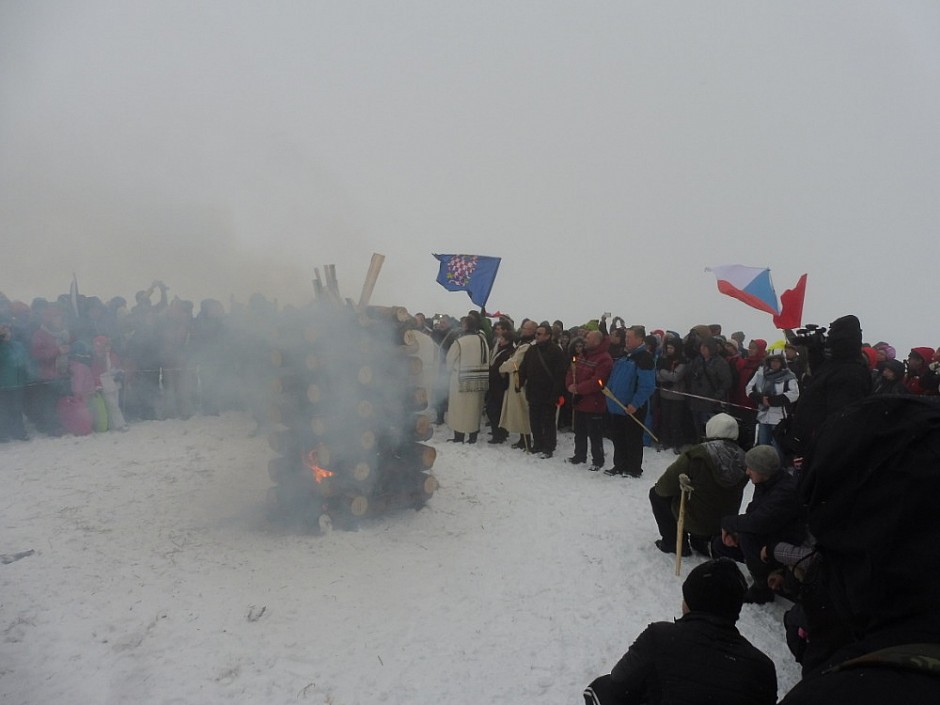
[61,341,99,435]
[783,315,871,466]
[91,335,128,431]
[713,446,806,604]
[518,321,566,458]
[871,358,908,395]
[903,347,938,395]
[730,339,767,450]
[584,558,777,705]
[655,337,689,452]
[776,397,940,705]
[604,326,655,477]
[650,413,748,556]
[565,330,613,470]
[499,319,535,449]
[444,316,489,443]
[0,320,30,441]
[484,319,515,444]
[685,337,732,437]
[28,304,70,435]
[746,351,800,456]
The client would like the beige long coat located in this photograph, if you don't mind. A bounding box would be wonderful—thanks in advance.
[445,332,488,434]
[498,341,532,434]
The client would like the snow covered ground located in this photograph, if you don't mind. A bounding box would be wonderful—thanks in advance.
[1,414,801,704]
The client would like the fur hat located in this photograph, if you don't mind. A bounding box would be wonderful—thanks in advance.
[746,445,781,476]
[705,413,738,441]
[682,558,747,622]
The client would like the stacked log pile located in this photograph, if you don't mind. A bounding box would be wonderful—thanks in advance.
[265,304,438,532]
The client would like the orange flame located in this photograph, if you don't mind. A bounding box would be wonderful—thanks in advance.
[305,450,334,483]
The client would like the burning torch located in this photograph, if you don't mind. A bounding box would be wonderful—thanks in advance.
[598,380,660,444]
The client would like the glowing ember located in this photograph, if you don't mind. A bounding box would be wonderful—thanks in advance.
[305,450,334,483]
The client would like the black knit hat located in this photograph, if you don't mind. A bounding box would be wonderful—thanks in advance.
[827,315,863,360]
[682,558,748,622]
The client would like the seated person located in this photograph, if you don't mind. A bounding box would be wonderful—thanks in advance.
[712,445,805,603]
[584,558,777,705]
[649,412,747,556]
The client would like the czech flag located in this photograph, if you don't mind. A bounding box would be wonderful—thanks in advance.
[706,265,807,329]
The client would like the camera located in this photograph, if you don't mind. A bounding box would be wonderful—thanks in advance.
[785,324,827,351]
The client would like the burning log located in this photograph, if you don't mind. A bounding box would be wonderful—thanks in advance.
[264,289,438,533]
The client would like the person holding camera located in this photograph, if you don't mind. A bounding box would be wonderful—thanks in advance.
[780,315,871,467]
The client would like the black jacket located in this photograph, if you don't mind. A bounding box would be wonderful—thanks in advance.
[722,471,805,547]
[518,341,566,405]
[586,612,776,705]
[789,358,871,457]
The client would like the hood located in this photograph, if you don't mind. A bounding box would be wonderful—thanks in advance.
[910,347,935,366]
[703,440,747,487]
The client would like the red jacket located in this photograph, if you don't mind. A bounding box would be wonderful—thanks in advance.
[905,347,938,395]
[565,337,614,413]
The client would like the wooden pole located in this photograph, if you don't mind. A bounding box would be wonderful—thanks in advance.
[358,253,386,309]
[675,489,687,576]
[598,385,660,444]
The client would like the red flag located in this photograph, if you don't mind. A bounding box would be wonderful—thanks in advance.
[772,274,807,329]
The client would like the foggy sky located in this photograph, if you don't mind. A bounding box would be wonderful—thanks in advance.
[2,1,938,353]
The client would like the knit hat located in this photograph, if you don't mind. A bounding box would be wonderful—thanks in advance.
[827,315,863,360]
[873,342,896,360]
[682,558,748,622]
[705,413,738,441]
[746,445,781,476]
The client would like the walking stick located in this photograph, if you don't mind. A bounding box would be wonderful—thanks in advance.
[598,383,660,444]
[675,473,693,576]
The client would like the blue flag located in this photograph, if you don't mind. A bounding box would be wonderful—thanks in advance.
[433,254,501,308]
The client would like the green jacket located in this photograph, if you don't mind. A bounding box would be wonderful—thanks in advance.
[653,440,747,537]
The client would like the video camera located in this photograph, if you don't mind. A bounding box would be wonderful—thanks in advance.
[785,324,827,352]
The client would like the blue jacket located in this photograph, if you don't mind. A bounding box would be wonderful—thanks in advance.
[606,346,655,415]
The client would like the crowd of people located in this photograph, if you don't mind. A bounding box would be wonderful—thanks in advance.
[0,283,281,441]
[427,309,940,704]
[3,288,940,702]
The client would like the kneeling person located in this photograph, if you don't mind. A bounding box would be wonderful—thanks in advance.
[649,413,748,556]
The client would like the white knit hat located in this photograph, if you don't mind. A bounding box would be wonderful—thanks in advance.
[705,413,739,441]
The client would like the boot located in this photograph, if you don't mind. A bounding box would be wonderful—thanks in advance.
[448,432,465,443]
[467,432,478,444]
